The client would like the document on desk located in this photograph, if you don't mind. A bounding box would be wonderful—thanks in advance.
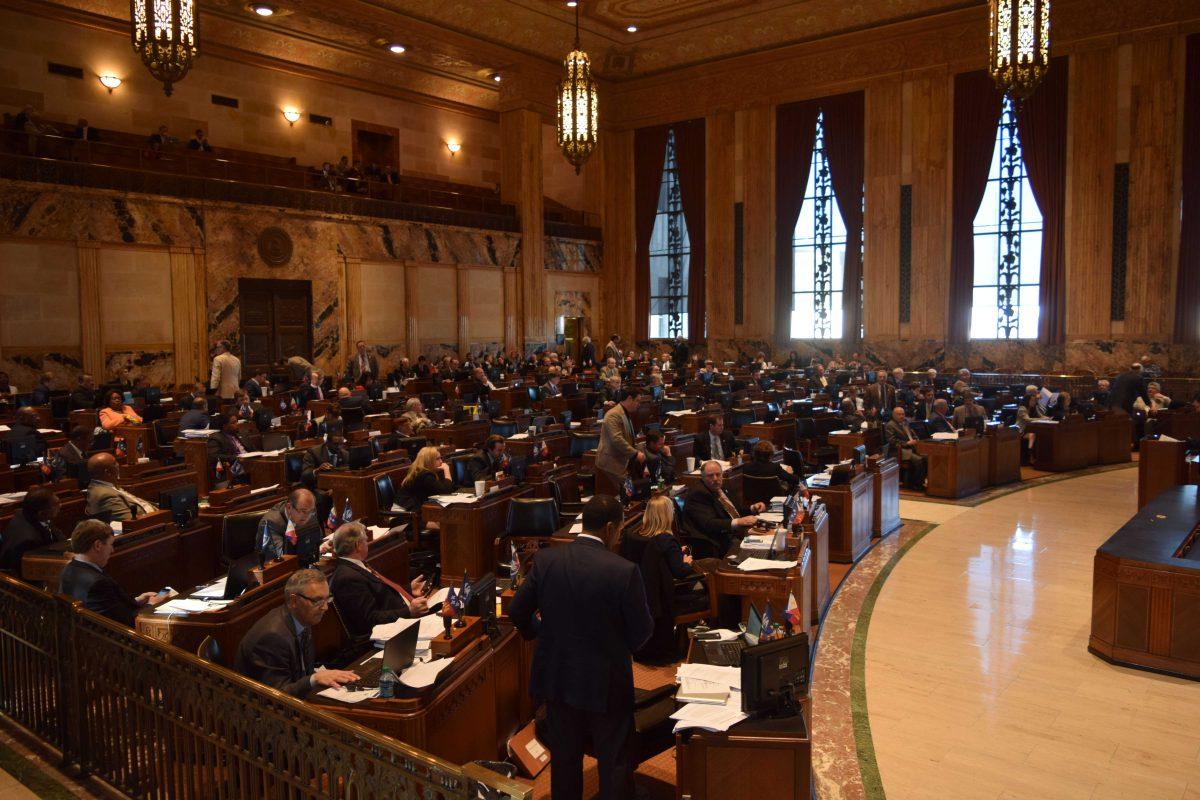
[370,616,421,645]
[671,696,747,732]
[829,429,852,435]
[429,494,480,505]
[237,449,286,459]
[399,657,455,689]
[737,557,798,572]
[756,511,784,524]
[665,410,692,417]
[250,483,280,496]
[676,663,741,689]
[316,686,380,704]
[508,432,530,439]
[191,577,228,599]
[153,598,233,615]
[930,432,959,441]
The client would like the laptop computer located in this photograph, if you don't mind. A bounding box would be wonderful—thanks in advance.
[702,604,763,667]
[352,621,420,686]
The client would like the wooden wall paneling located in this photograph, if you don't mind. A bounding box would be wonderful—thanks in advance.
[601,130,636,343]
[741,105,775,340]
[706,110,737,340]
[864,78,903,340]
[1064,47,1118,338]
[503,267,518,352]
[1125,35,1184,340]
[457,265,470,353]
[906,72,951,340]
[77,243,104,378]
[404,263,420,354]
[169,247,201,386]
[344,257,363,349]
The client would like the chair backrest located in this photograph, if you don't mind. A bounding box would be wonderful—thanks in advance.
[570,431,600,458]
[370,433,398,457]
[374,474,396,509]
[284,453,304,484]
[221,511,267,564]
[395,436,427,458]
[49,395,70,419]
[661,397,684,413]
[742,473,783,507]
[505,497,559,537]
[420,392,444,410]
[340,406,366,430]
[731,408,756,429]
[152,418,180,449]
[490,420,518,438]
[196,635,223,666]
[262,431,291,451]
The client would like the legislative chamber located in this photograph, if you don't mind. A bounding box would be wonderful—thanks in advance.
[1,1,1199,799]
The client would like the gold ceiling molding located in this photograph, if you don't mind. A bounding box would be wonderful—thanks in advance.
[605,0,1200,128]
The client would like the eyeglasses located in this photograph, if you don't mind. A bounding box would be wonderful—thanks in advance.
[295,593,331,607]
[289,505,316,519]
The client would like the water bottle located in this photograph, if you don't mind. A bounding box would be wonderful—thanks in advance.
[378,666,395,699]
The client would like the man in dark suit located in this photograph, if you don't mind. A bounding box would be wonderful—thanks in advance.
[0,488,64,574]
[2,408,46,459]
[30,372,53,406]
[884,407,927,489]
[694,416,737,463]
[926,399,956,434]
[177,396,211,431]
[1108,364,1146,414]
[1090,379,1111,409]
[541,373,562,398]
[243,369,268,400]
[638,430,676,484]
[681,460,764,558]
[865,370,896,420]
[328,523,429,639]
[301,431,350,483]
[57,520,167,625]
[297,370,325,408]
[257,489,323,566]
[49,425,93,485]
[234,569,359,697]
[466,435,509,485]
[336,386,366,412]
[70,374,97,410]
[346,341,379,383]
[580,336,596,369]
[509,496,654,800]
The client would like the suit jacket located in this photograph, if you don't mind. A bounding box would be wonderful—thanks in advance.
[596,404,638,477]
[70,388,96,410]
[639,447,676,484]
[329,559,410,639]
[580,342,596,367]
[604,342,623,362]
[301,442,349,476]
[31,385,52,405]
[58,559,140,626]
[884,419,920,456]
[681,485,744,555]
[242,378,264,399]
[179,409,210,430]
[234,606,314,697]
[465,450,504,484]
[694,429,737,463]
[86,481,138,521]
[207,430,247,462]
[1,514,64,573]
[952,405,985,429]
[865,383,897,414]
[1108,370,1146,414]
[541,381,561,398]
[257,502,323,565]
[395,470,456,512]
[927,414,956,434]
[509,537,653,714]
[297,384,324,408]
[210,352,242,400]
[346,352,380,382]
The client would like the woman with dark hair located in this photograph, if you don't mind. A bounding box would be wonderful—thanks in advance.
[742,440,801,493]
[0,488,64,573]
[98,389,141,431]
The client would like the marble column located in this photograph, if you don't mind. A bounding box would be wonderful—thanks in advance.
[501,107,546,352]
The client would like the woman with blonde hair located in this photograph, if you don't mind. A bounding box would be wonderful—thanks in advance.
[631,494,703,664]
[396,446,455,511]
[636,495,693,579]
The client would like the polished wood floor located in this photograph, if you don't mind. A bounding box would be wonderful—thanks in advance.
[868,469,1200,800]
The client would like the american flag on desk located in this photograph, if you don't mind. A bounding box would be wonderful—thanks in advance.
[760,600,783,642]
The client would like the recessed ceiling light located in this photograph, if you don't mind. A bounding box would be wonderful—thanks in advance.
[388,43,407,54]
[250,3,275,16]
[626,24,638,32]
[566,1,577,6]
[491,73,502,82]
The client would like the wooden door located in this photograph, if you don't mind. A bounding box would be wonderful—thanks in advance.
[238,278,312,375]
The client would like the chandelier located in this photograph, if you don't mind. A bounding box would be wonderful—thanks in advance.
[556,3,598,174]
[131,0,198,96]
[988,0,1050,101]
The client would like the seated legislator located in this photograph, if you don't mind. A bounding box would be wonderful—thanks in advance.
[627,495,705,664]
[58,520,167,625]
[395,446,456,512]
[2,407,47,456]
[599,357,621,382]
[328,523,429,639]
[694,415,738,463]
[70,374,97,410]
[30,372,53,406]
[541,373,562,398]
[235,569,359,698]
[98,389,142,431]
[884,407,927,490]
[84,453,157,521]
[0,488,65,574]
[681,460,764,559]
[926,399,956,434]
[398,397,433,431]
[837,398,866,430]
[242,369,268,400]
[1015,393,1047,460]
[258,489,324,566]
[951,392,987,430]
[336,386,366,413]
[297,370,325,408]
[466,434,509,485]
[177,395,210,431]
[1090,379,1111,409]
[1133,382,1172,414]
[49,425,93,485]
[638,430,675,484]
[509,496,654,800]
[742,440,802,493]
[301,428,350,483]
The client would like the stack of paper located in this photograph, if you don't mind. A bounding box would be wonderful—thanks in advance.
[930,432,959,441]
[737,557,797,572]
[428,494,480,506]
[399,657,455,689]
[181,429,220,438]
[250,483,280,496]
[672,663,746,732]
[153,598,233,615]
[370,614,450,648]
[317,686,380,703]
[508,432,530,439]
[671,692,747,732]
[191,577,228,599]
[237,449,286,459]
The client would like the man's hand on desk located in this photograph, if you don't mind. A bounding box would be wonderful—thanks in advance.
[311,668,360,689]
[734,515,759,528]
[749,502,766,514]
[136,591,168,607]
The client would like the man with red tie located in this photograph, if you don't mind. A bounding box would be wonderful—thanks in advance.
[328,523,430,639]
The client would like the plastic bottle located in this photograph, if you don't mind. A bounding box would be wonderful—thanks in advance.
[378,666,395,699]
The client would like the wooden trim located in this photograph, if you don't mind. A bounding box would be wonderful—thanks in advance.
[77,244,103,377]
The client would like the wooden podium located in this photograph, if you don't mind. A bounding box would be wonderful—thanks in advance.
[676,715,811,800]
[814,470,873,564]
[917,436,984,498]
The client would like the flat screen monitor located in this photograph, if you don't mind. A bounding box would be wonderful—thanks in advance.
[348,444,372,470]
[741,631,810,716]
[158,484,199,526]
[462,572,496,619]
[743,602,763,647]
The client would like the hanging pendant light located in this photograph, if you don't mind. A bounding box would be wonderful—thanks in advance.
[556,2,599,174]
[988,0,1050,101]
[131,0,198,96]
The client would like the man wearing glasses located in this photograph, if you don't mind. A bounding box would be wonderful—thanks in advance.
[235,569,359,697]
[257,488,324,567]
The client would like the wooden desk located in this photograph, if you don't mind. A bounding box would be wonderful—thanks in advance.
[317,460,412,525]
[798,504,830,625]
[866,456,901,538]
[422,420,492,450]
[175,436,213,497]
[490,387,527,417]
[1089,485,1200,681]
[983,424,1022,486]
[676,715,811,800]
[117,463,198,504]
[506,430,570,462]
[0,482,87,535]
[112,424,153,465]
[22,511,177,593]
[428,486,529,581]
[917,436,984,499]
[1028,418,1099,472]
[1157,409,1200,441]
[241,451,291,489]
[740,420,797,449]
[1136,438,1198,509]
[1096,413,1133,465]
[811,471,873,564]
[544,393,589,422]
[706,543,812,641]
[827,429,882,461]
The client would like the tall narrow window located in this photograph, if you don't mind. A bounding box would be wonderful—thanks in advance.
[648,129,690,339]
[791,111,847,339]
[970,95,1042,339]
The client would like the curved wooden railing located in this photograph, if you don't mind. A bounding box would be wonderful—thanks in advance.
[0,574,530,800]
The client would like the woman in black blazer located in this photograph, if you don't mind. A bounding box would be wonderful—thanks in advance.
[396,446,456,511]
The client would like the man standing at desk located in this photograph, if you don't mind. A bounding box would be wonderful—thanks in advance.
[257,488,324,566]
[595,390,644,494]
[510,496,653,800]
[209,340,242,400]
[58,520,168,625]
[235,569,360,697]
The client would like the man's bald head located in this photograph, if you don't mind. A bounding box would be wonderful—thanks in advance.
[88,452,118,481]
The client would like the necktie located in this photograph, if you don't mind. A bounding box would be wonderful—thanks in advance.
[369,564,414,603]
[712,434,724,461]
[297,628,311,675]
[716,489,740,521]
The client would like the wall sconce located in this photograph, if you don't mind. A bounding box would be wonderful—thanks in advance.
[445,140,462,156]
[99,75,123,93]
[282,108,302,126]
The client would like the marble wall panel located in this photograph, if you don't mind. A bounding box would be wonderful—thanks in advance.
[545,238,602,272]
[0,351,82,395]
[104,350,175,386]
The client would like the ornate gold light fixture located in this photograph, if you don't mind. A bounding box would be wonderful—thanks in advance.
[556,2,598,174]
[988,0,1050,101]
[130,0,198,96]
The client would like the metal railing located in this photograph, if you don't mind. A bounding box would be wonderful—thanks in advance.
[0,574,530,800]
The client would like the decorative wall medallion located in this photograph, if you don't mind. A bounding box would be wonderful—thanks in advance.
[257,227,293,267]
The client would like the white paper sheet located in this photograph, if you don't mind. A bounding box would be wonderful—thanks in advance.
[737,557,797,572]
[508,432,530,439]
[424,586,451,607]
[250,483,280,496]
[398,657,455,689]
[429,494,479,506]
[153,598,232,615]
[369,616,421,643]
[930,432,959,441]
[676,663,742,689]
[191,578,228,599]
[316,686,380,703]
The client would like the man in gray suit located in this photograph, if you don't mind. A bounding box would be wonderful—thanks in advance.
[84,453,157,522]
[595,390,644,494]
[346,340,379,383]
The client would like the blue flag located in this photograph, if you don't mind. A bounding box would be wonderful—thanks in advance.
[341,498,354,523]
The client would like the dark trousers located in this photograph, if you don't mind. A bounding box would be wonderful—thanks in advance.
[545,699,634,800]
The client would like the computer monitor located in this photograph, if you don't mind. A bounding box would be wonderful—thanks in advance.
[123,391,135,404]
[782,494,800,528]
[965,415,985,436]
[380,621,420,672]
[3,436,41,466]
[347,444,372,470]
[144,387,162,405]
[261,431,292,451]
[741,632,810,717]
[508,455,528,483]
[158,484,199,526]
[462,572,497,619]
[852,444,868,466]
